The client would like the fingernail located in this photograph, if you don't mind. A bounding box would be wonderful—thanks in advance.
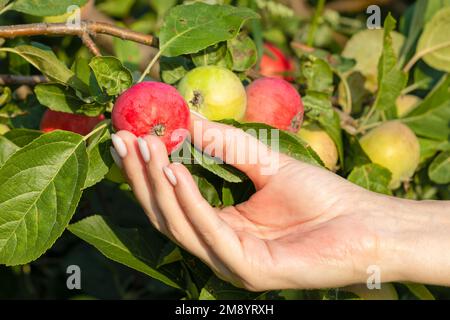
[111,134,127,158]
[137,137,150,163]
[163,166,177,186]
[110,147,123,169]
[190,109,208,120]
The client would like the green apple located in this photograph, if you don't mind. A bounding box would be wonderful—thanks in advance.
[178,66,247,121]
[297,123,338,171]
[396,95,422,117]
[360,121,420,189]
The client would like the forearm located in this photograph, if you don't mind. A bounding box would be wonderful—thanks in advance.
[377,196,450,286]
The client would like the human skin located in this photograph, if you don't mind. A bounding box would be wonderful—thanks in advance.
[110,115,450,291]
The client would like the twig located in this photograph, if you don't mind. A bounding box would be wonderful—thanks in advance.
[306,0,325,47]
[0,74,48,85]
[403,41,450,73]
[0,21,156,47]
[81,33,101,56]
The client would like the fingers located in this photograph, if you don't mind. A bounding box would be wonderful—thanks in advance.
[111,131,168,233]
[189,114,286,188]
[165,162,249,276]
[135,135,236,280]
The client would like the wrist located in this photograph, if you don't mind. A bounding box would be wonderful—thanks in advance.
[366,195,450,286]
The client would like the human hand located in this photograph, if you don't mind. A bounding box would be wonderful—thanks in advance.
[110,116,450,291]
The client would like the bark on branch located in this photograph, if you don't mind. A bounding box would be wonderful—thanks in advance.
[0,75,48,86]
[0,21,156,47]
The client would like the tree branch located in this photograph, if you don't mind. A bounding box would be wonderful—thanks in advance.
[0,21,156,47]
[0,75,48,86]
[81,33,101,56]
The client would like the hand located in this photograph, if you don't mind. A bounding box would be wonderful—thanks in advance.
[110,116,450,291]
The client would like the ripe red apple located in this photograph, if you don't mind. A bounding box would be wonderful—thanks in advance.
[112,82,190,154]
[260,43,294,81]
[40,110,105,135]
[244,77,304,132]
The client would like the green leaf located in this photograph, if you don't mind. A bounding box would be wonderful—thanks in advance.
[192,175,221,207]
[159,3,259,57]
[89,56,133,96]
[191,42,232,69]
[303,92,344,166]
[97,0,135,18]
[68,215,185,289]
[4,129,42,147]
[342,29,404,92]
[343,133,371,174]
[199,275,260,300]
[403,283,435,300]
[227,33,258,72]
[348,163,392,195]
[0,131,88,265]
[11,0,88,16]
[224,120,324,167]
[0,44,85,91]
[84,122,113,189]
[373,14,408,119]
[0,136,19,168]
[113,38,141,72]
[160,56,192,84]
[300,56,333,94]
[428,151,450,184]
[402,101,450,141]
[408,74,450,117]
[417,7,450,72]
[190,145,246,183]
[150,0,177,17]
[35,83,84,113]
[419,138,450,164]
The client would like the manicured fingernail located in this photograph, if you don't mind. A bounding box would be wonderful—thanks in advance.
[163,166,177,186]
[137,137,150,163]
[110,147,123,169]
[190,109,208,120]
[111,134,127,158]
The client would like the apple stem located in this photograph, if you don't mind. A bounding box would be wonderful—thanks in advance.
[83,122,108,141]
[151,124,166,137]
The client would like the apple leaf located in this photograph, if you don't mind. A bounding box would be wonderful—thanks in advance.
[11,0,88,16]
[0,136,19,168]
[222,120,324,167]
[89,56,133,96]
[191,42,232,69]
[403,283,435,300]
[0,131,88,265]
[228,34,258,72]
[68,215,185,289]
[348,163,392,195]
[199,275,260,300]
[373,14,408,120]
[0,44,86,92]
[3,129,42,147]
[417,7,450,72]
[160,56,193,85]
[419,138,450,164]
[402,101,450,141]
[84,122,113,189]
[428,151,450,184]
[189,145,246,183]
[407,74,450,117]
[159,3,259,57]
[35,83,84,114]
[303,91,344,166]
